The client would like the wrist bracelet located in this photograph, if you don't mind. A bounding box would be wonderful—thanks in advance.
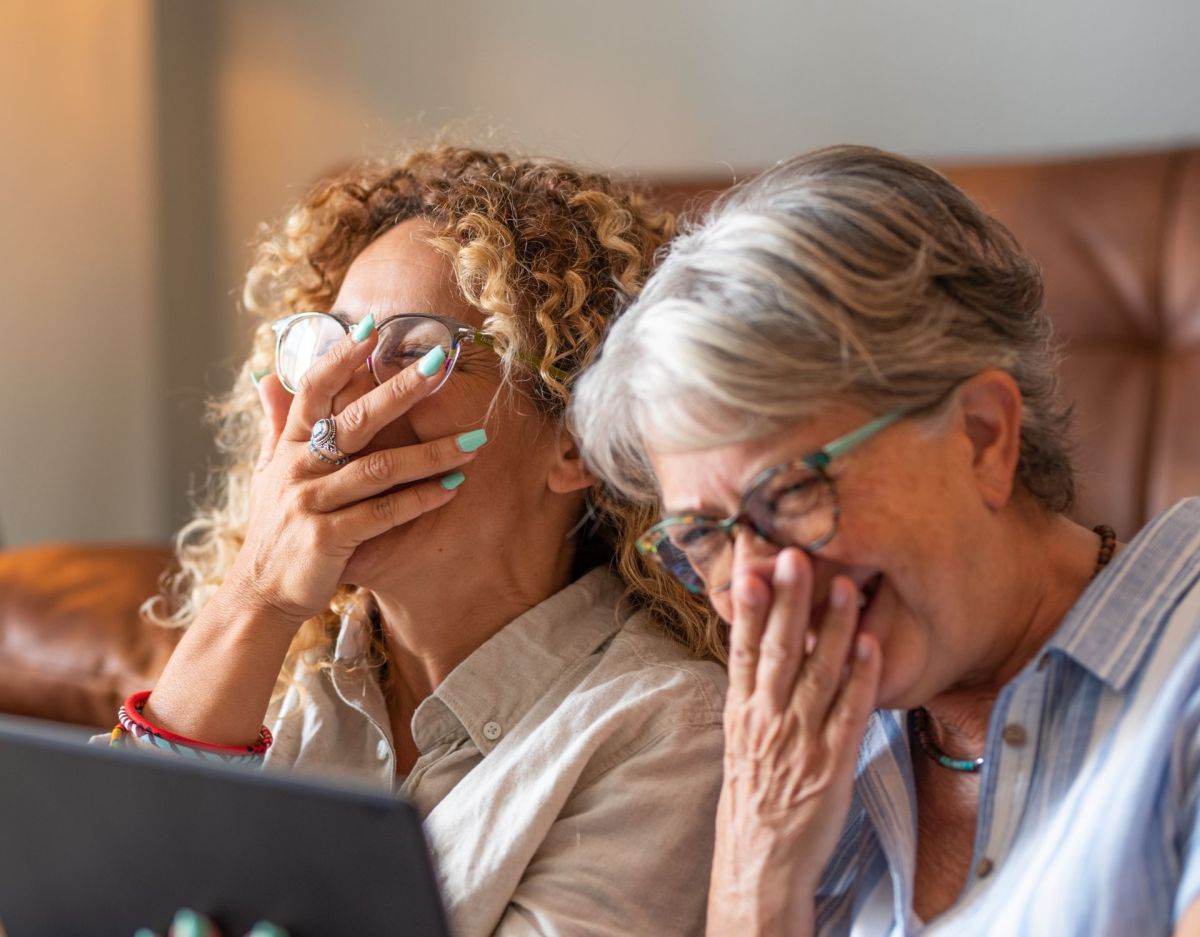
[116,690,273,766]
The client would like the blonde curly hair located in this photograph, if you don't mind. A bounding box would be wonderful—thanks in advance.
[144,146,724,673]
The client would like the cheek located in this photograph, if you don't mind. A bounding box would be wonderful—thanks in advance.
[709,591,733,624]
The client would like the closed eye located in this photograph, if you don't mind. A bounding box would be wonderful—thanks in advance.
[767,476,824,514]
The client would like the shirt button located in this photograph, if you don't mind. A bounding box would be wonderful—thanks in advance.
[376,739,390,760]
[976,857,994,878]
[483,721,503,742]
[1002,723,1027,747]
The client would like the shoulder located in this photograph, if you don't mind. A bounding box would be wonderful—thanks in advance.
[592,608,728,721]
[531,567,726,724]
[508,588,726,789]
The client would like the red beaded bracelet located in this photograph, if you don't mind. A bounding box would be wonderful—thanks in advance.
[117,691,273,757]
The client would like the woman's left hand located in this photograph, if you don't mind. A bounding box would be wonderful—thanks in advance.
[708,548,882,937]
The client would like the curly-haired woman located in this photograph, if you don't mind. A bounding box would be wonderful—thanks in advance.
[114,147,726,937]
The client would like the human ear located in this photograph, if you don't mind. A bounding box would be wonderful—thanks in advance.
[547,429,595,495]
[955,369,1023,511]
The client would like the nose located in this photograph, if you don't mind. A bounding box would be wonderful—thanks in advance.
[731,528,835,598]
[731,525,783,580]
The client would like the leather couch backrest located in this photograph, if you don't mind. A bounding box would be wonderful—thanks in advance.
[944,148,1200,537]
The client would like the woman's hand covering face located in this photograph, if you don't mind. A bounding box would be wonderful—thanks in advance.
[239,327,482,627]
[708,546,881,932]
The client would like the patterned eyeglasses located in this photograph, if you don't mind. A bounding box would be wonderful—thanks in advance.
[637,407,914,595]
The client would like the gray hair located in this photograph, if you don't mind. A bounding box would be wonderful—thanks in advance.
[572,145,1075,513]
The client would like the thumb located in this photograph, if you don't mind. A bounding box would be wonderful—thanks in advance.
[254,371,292,470]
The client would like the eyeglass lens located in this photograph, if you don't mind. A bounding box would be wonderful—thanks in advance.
[276,315,345,393]
[276,314,457,394]
[651,468,836,595]
[369,317,457,387]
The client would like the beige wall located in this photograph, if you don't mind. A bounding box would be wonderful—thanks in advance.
[3,0,1198,546]
[0,1,162,546]
[213,0,1200,301]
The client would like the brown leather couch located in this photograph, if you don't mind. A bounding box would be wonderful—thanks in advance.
[0,543,179,728]
[2,144,1197,730]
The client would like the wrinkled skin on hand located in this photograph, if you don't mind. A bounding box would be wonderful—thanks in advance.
[708,548,881,937]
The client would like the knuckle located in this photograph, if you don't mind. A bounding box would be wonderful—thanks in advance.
[422,440,447,470]
[359,450,394,485]
[758,639,799,666]
[410,484,436,513]
[369,494,397,525]
[337,404,367,439]
[382,369,416,407]
[292,486,319,515]
[729,643,760,664]
[308,525,334,556]
[294,368,322,400]
[324,339,353,371]
[803,656,837,689]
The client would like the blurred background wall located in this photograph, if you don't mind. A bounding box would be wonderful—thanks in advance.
[2,0,1198,546]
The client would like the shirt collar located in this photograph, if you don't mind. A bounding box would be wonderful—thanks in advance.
[425,566,625,755]
[328,567,627,755]
[332,592,378,664]
[1048,498,1200,690]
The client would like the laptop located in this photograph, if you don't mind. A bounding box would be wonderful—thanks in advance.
[0,714,450,937]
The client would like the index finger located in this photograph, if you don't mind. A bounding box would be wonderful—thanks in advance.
[727,570,771,704]
[331,345,450,455]
[282,317,379,443]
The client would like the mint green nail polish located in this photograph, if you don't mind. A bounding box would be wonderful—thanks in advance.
[251,368,269,388]
[171,909,204,937]
[133,929,157,937]
[351,313,375,343]
[455,428,488,452]
[248,923,290,937]
[417,344,446,377]
[441,471,466,490]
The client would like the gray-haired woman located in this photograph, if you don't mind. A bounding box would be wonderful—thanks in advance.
[572,146,1200,936]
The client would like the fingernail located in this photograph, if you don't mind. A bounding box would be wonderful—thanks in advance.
[440,471,466,491]
[248,923,290,937]
[351,313,375,343]
[455,428,488,452]
[831,580,849,609]
[171,909,205,937]
[856,633,873,659]
[251,368,269,388]
[417,344,447,377]
[133,929,157,937]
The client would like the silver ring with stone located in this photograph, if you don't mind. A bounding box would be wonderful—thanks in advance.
[309,416,351,466]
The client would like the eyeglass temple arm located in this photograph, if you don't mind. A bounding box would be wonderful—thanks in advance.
[467,330,571,382]
[809,407,909,469]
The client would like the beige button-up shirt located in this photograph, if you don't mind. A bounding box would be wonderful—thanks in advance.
[264,567,727,937]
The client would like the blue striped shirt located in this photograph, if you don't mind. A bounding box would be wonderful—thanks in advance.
[815,498,1200,936]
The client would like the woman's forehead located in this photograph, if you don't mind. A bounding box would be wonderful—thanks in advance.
[649,432,802,515]
[335,222,479,326]
[649,408,864,514]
